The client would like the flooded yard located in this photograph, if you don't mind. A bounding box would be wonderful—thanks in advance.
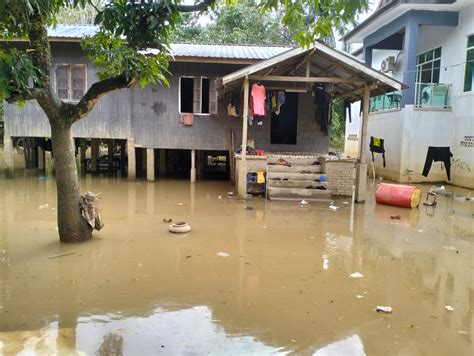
[0,175,473,355]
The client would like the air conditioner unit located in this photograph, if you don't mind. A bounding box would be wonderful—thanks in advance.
[380,56,396,73]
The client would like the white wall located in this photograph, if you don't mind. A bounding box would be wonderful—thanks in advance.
[344,102,361,158]
[372,49,404,82]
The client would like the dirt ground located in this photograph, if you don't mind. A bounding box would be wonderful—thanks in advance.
[0,175,472,355]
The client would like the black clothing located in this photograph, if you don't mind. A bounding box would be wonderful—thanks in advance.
[369,136,386,167]
[313,83,330,135]
[343,99,352,123]
[422,146,453,180]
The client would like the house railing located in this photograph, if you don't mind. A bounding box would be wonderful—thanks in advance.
[369,90,402,113]
[414,83,450,108]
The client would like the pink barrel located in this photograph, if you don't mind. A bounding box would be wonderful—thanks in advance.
[375,183,421,208]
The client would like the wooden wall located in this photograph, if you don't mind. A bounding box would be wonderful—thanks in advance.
[4,42,329,153]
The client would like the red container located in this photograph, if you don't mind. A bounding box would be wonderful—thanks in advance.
[375,183,421,208]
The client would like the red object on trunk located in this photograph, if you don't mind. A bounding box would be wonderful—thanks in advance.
[375,183,421,208]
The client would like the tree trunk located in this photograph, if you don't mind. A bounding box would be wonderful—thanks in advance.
[50,121,92,242]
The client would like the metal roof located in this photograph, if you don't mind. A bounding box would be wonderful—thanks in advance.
[44,25,291,61]
[219,41,406,101]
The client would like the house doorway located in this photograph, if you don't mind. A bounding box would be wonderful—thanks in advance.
[270,92,298,145]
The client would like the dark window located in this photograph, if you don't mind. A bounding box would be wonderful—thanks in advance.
[201,78,210,114]
[271,92,298,145]
[416,47,442,84]
[180,77,194,113]
[464,35,474,92]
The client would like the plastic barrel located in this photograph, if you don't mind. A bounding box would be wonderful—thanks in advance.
[375,183,421,208]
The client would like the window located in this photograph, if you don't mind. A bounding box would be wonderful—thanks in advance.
[179,76,217,114]
[55,65,86,101]
[464,35,474,92]
[416,47,442,84]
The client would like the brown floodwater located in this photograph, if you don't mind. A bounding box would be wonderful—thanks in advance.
[0,174,473,355]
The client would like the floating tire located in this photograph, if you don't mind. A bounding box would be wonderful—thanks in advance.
[169,222,191,233]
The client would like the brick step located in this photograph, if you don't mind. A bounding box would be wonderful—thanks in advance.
[267,187,332,199]
[267,164,322,173]
[267,179,323,188]
[267,154,321,166]
[267,172,323,181]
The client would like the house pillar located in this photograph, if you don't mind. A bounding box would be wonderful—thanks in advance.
[3,134,14,179]
[363,46,373,66]
[107,139,114,173]
[402,19,419,107]
[190,149,196,183]
[147,148,155,181]
[80,144,87,174]
[127,138,136,180]
[238,77,250,199]
[38,145,45,171]
[90,139,100,173]
[355,85,371,203]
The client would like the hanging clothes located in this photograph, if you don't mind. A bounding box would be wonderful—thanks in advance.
[255,115,264,126]
[180,113,194,126]
[313,83,330,135]
[422,146,453,180]
[369,136,386,167]
[278,91,286,106]
[266,91,272,111]
[227,103,237,116]
[251,83,266,116]
[271,91,277,111]
[248,115,254,126]
[227,93,240,116]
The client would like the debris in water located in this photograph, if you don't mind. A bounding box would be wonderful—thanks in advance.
[162,218,172,223]
[390,215,401,220]
[80,191,104,231]
[169,222,191,233]
[329,205,339,211]
[458,330,468,335]
[291,339,297,343]
[418,229,424,233]
[38,204,49,209]
[355,295,364,299]
[300,200,309,205]
[349,272,364,278]
[48,252,76,259]
[217,252,230,257]
[342,201,349,205]
[227,192,234,196]
[443,246,456,250]
[376,306,393,314]
[176,203,185,206]
[245,206,253,210]
[445,305,454,311]
[218,195,222,200]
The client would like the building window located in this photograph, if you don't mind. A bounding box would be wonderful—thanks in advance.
[416,47,441,84]
[463,35,474,92]
[55,65,86,101]
[180,77,217,115]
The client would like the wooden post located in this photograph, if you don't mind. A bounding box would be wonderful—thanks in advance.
[80,144,87,174]
[355,85,371,203]
[38,145,45,171]
[108,139,114,173]
[190,149,196,183]
[241,76,249,162]
[90,139,100,173]
[3,134,14,178]
[127,138,136,180]
[159,149,166,177]
[146,148,155,181]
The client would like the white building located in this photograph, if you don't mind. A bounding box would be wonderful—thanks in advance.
[343,0,474,189]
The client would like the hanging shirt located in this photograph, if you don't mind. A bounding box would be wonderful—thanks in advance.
[251,83,266,116]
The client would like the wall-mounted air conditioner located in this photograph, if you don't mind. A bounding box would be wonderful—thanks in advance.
[380,56,396,73]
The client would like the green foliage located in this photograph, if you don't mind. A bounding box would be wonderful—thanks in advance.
[260,0,369,46]
[329,99,345,151]
[55,0,102,24]
[0,49,40,101]
[81,31,170,88]
[172,2,296,45]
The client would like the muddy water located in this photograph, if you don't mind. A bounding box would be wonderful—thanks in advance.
[0,175,473,355]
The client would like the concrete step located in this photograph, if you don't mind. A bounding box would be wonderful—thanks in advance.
[267,154,321,166]
[267,187,332,199]
[267,164,322,173]
[267,179,321,188]
[267,172,323,181]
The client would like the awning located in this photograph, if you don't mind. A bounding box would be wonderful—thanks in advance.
[217,41,406,101]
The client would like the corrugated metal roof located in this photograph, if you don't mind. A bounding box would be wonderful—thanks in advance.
[46,25,292,60]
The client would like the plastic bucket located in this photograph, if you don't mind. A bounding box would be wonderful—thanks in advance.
[375,183,421,208]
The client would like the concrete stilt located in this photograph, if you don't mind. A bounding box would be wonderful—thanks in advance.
[108,139,114,173]
[45,151,53,176]
[3,134,14,178]
[80,145,87,174]
[91,139,100,174]
[354,85,371,203]
[190,149,196,183]
[354,163,368,202]
[38,146,45,171]
[127,138,136,180]
[146,148,155,181]
[237,160,248,199]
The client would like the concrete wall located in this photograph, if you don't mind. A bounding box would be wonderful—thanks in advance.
[3,43,329,154]
[324,159,356,196]
[344,4,474,189]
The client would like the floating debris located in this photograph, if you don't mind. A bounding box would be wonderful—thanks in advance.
[349,272,364,278]
[38,204,49,209]
[376,306,393,314]
[217,252,230,257]
[445,305,454,311]
[300,200,309,205]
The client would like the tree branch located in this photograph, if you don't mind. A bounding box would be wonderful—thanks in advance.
[178,0,216,12]
[5,88,48,104]
[69,74,137,123]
